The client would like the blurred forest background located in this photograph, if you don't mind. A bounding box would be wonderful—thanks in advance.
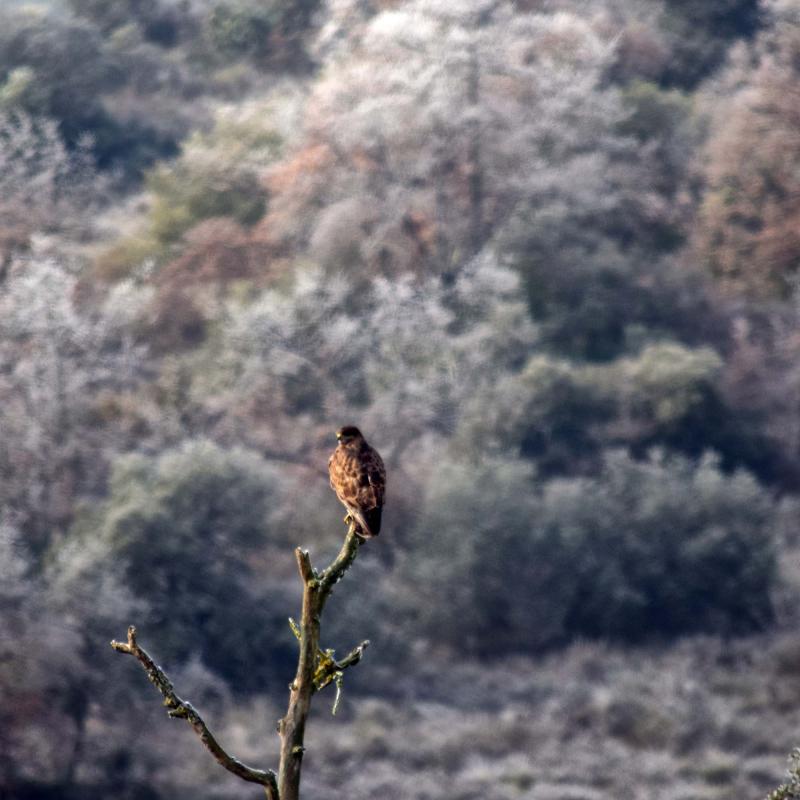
[4,0,800,798]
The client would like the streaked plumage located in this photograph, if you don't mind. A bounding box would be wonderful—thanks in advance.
[328,426,386,539]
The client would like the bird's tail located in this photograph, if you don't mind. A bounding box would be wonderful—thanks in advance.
[353,506,382,539]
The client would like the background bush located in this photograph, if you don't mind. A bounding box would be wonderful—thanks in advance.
[403,451,776,654]
[69,440,297,690]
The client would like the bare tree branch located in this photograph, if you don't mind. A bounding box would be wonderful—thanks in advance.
[110,626,279,800]
[295,547,315,586]
[319,526,361,602]
[111,521,369,800]
[277,523,363,800]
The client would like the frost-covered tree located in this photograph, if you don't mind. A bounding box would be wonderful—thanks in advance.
[262,1,659,277]
[0,257,149,553]
[0,113,105,265]
[193,251,537,468]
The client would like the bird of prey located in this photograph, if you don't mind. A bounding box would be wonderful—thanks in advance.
[328,426,386,539]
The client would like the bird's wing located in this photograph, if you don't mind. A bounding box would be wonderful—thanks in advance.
[328,443,385,538]
[364,448,386,506]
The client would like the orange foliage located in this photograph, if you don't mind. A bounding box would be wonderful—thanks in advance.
[257,143,338,250]
[695,29,800,297]
[157,218,273,287]
[265,143,336,195]
[145,218,286,351]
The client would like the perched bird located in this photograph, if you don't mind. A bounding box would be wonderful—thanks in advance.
[328,426,386,539]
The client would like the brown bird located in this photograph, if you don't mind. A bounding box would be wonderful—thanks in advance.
[328,426,386,539]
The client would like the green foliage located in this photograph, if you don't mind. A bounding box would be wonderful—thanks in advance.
[516,356,610,463]
[619,81,698,225]
[616,344,721,425]
[68,0,182,45]
[547,451,775,640]
[204,0,321,67]
[146,103,278,244]
[147,162,265,245]
[99,103,279,274]
[206,1,273,63]
[619,81,692,145]
[509,242,714,364]
[457,355,612,476]
[0,11,116,138]
[0,66,34,108]
[0,0,311,180]
[458,340,778,482]
[403,451,776,654]
[401,457,571,655]
[603,343,724,455]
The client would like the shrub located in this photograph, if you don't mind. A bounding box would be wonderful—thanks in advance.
[455,355,612,476]
[147,162,266,245]
[95,102,280,277]
[0,8,180,173]
[400,457,573,655]
[460,339,782,484]
[68,0,183,45]
[657,0,761,88]
[602,343,724,454]
[70,440,296,689]
[206,1,273,63]
[402,450,776,654]
[203,0,320,68]
[546,451,775,640]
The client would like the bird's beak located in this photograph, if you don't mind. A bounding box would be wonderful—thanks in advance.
[336,433,342,441]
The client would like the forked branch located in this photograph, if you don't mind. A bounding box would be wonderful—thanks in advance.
[110,626,279,799]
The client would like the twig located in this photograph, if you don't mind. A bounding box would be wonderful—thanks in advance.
[314,640,370,693]
[111,626,278,800]
[288,618,369,694]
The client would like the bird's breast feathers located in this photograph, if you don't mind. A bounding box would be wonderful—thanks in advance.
[329,444,385,509]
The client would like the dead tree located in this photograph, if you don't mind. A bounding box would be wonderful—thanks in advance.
[111,523,368,800]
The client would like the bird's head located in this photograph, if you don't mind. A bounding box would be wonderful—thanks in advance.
[336,425,363,446]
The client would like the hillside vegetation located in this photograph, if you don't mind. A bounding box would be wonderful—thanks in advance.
[4,1,800,798]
